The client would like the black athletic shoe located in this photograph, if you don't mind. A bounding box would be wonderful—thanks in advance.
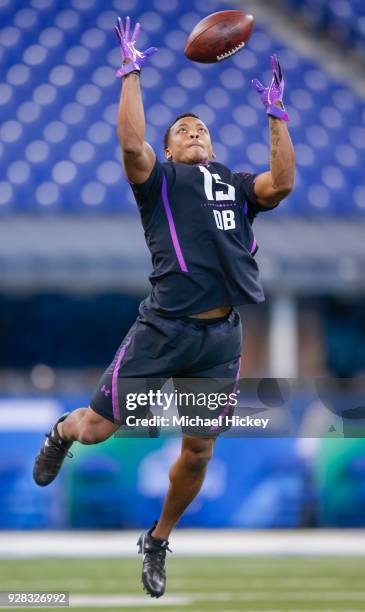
[33,412,73,486]
[137,521,172,598]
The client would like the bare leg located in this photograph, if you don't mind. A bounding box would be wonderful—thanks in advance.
[58,406,118,444]
[152,435,215,540]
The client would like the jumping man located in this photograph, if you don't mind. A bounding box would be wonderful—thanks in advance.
[33,15,295,599]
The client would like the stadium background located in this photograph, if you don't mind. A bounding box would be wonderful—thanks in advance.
[1,0,365,609]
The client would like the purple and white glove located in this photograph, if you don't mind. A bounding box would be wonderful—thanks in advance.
[114,16,157,78]
[252,54,289,122]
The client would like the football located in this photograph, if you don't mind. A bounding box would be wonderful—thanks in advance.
[184,10,255,64]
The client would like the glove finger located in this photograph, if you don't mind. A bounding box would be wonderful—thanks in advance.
[143,46,158,58]
[117,16,124,39]
[252,78,265,92]
[124,15,130,41]
[131,21,140,43]
[121,39,130,57]
[114,25,122,44]
[271,54,281,85]
[270,53,278,70]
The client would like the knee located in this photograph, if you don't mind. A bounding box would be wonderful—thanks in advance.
[181,445,213,474]
[78,425,109,445]
[76,408,117,445]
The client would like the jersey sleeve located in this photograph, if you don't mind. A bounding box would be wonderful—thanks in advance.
[234,172,278,223]
[129,158,164,212]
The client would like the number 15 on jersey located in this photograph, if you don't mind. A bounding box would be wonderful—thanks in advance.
[199,165,236,230]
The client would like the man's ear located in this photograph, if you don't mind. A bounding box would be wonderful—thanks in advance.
[165,148,172,160]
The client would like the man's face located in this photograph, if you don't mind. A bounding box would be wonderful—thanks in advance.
[165,116,214,164]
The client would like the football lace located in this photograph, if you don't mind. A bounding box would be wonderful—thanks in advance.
[217,41,245,61]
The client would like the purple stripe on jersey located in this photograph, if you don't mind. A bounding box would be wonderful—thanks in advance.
[112,335,132,422]
[210,357,242,432]
[243,201,248,215]
[161,175,188,273]
[250,237,257,254]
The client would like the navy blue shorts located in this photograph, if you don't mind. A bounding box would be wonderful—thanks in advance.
[90,302,242,434]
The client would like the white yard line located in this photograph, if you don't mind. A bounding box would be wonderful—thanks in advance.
[193,591,365,601]
[1,530,365,558]
[69,594,191,607]
[55,591,365,607]
[228,592,365,600]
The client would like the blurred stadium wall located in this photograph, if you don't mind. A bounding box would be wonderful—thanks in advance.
[0,0,365,529]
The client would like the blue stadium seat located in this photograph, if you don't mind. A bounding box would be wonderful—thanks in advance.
[0,0,364,215]
[282,0,365,54]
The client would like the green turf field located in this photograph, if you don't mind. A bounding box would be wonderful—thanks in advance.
[0,557,364,611]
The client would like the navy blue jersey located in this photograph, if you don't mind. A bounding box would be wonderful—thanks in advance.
[131,159,272,317]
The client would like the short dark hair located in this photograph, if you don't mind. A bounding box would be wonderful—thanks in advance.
[163,112,200,150]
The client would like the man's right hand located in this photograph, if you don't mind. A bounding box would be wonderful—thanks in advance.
[114,15,158,78]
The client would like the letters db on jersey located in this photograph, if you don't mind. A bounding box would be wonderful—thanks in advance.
[130,160,276,318]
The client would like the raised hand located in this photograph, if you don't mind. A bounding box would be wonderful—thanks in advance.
[252,54,289,122]
[114,15,158,78]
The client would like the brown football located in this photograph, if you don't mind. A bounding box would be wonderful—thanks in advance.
[184,10,255,64]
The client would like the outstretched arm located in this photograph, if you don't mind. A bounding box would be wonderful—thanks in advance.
[118,73,155,183]
[252,55,296,208]
[115,16,157,183]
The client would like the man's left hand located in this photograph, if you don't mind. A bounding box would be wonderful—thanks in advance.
[252,54,289,122]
